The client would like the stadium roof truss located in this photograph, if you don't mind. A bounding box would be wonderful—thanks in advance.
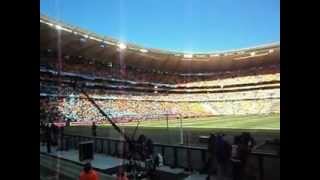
[40,14,280,73]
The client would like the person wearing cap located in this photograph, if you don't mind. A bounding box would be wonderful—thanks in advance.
[79,163,99,180]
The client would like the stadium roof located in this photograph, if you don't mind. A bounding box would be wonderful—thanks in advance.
[40,15,280,73]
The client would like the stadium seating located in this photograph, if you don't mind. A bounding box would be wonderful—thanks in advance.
[40,58,280,123]
[40,58,279,86]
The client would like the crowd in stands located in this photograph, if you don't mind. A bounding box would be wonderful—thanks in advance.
[40,93,280,123]
[40,56,279,86]
[40,80,279,102]
[40,56,280,123]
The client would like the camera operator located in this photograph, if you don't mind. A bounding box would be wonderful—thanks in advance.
[145,138,154,158]
[137,134,147,160]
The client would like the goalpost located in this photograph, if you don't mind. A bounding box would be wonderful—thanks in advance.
[164,110,184,145]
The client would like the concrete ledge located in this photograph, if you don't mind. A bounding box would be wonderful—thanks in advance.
[40,153,116,180]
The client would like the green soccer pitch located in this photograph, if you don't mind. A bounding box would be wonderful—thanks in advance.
[120,113,280,130]
[64,113,280,145]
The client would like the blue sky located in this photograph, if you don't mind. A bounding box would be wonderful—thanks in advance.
[40,0,279,53]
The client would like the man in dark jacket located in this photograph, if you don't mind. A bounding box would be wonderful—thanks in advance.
[206,133,217,180]
[215,134,232,180]
[92,122,97,137]
[44,123,52,153]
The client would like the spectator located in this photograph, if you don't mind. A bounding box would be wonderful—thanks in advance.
[231,136,243,180]
[206,133,217,180]
[58,125,64,151]
[215,134,232,180]
[145,138,154,158]
[92,122,97,137]
[238,133,255,179]
[44,123,52,153]
[51,123,59,146]
[79,163,99,180]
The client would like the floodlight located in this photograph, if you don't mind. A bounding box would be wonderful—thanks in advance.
[140,49,148,53]
[89,36,103,42]
[55,25,62,30]
[210,54,220,57]
[118,43,127,50]
[184,54,193,58]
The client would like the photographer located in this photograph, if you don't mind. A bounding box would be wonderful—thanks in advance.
[137,134,147,160]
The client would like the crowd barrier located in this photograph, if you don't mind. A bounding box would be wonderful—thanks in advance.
[40,133,280,180]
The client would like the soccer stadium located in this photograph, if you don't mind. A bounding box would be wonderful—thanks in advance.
[40,1,279,180]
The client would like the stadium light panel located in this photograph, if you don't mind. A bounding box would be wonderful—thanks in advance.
[62,27,72,33]
[224,53,234,56]
[210,54,220,57]
[47,22,53,26]
[55,25,72,33]
[184,54,193,58]
[89,36,103,42]
[79,33,89,39]
[140,49,148,53]
[55,25,62,30]
[118,43,127,50]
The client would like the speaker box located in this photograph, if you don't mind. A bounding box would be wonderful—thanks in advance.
[79,141,94,162]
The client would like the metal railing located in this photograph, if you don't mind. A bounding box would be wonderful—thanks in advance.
[41,133,279,180]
